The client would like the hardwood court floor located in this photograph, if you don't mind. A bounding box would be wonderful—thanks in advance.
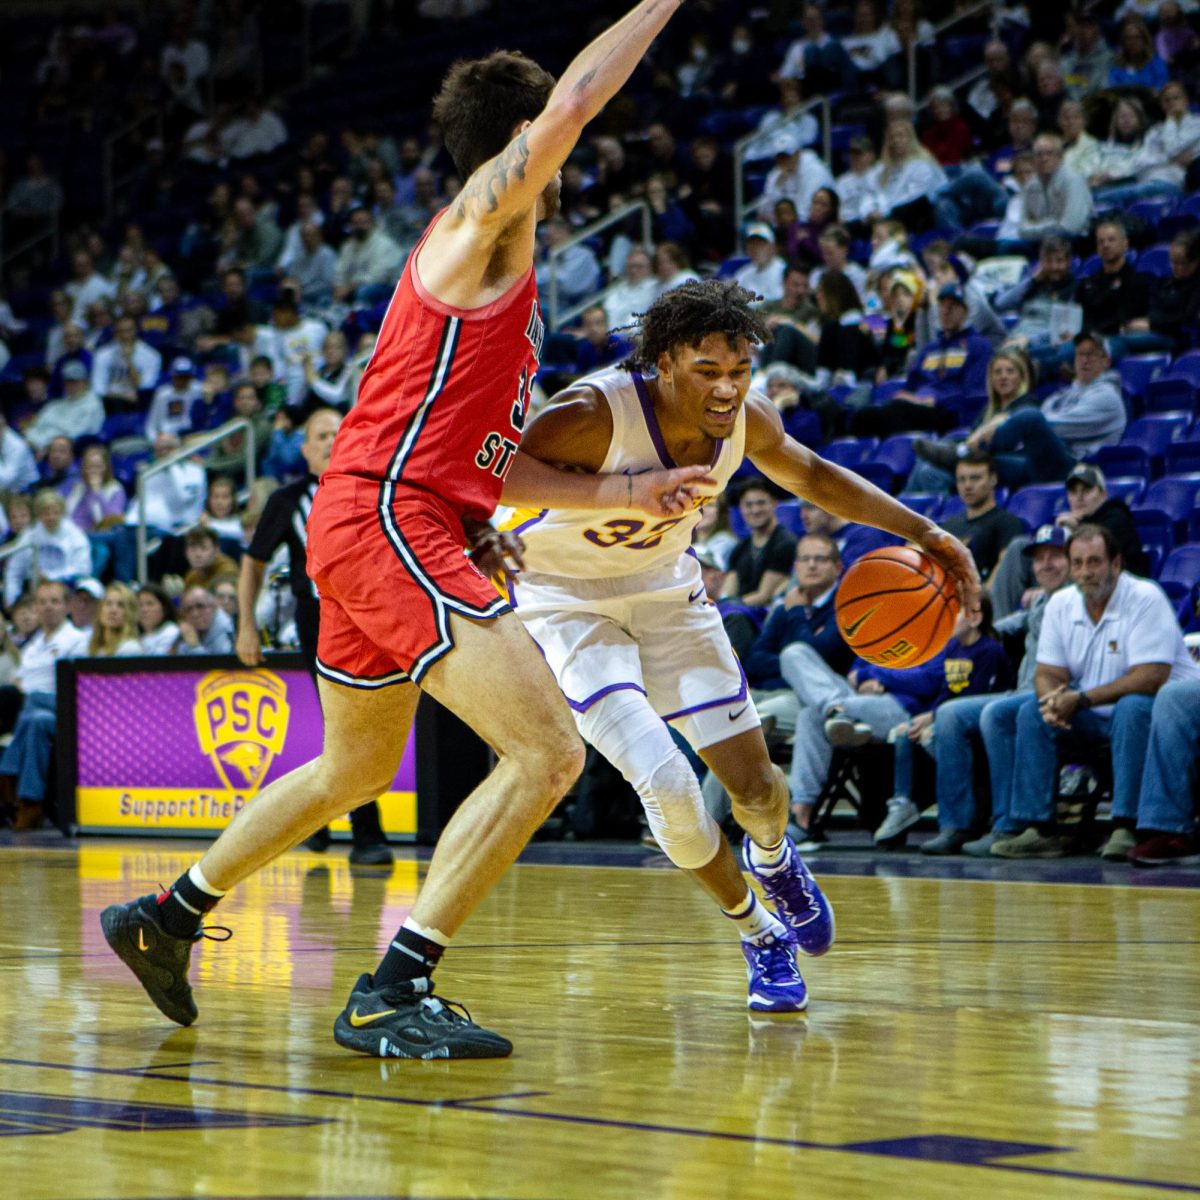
[2,838,1199,1200]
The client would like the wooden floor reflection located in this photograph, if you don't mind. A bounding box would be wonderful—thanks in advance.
[3,840,1199,1200]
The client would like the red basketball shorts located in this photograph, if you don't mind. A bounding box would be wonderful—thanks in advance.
[306,474,509,688]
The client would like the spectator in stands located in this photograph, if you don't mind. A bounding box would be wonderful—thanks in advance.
[1109,15,1169,89]
[6,153,64,225]
[207,382,271,483]
[48,324,92,394]
[535,215,601,312]
[604,246,658,332]
[834,137,884,231]
[989,99,1039,181]
[68,578,101,639]
[1032,59,1069,132]
[198,477,245,548]
[967,40,1016,123]
[800,500,900,568]
[0,412,39,495]
[161,17,210,89]
[678,135,735,260]
[145,357,202,442]
[0,580,89,829]
[995,234,1079,354]
[222,96,289,160]
[1114,230,1200,357]
[65,445,127,578]
[64,251,116,325]
[924,250,1006,346]
[1128,676,1200,864]
[1055,463,1149,576]
[843,0,901,77]
[1139,82,1200,195]
[91,314,162,411]
[1155,1,1200,67]
[218,196,284,273]
[918,331,1126,489]
[691,498,738,569]
[722,481,797,608]
[1089,97,1172,205]
[299,330,356,410]
[645,174,693,247]
[1076,220,1150,345]
[891,283,990,406]
[778,2,857,93]
[1062,10,1114,98]
[332,206,405,304]
[1058,99,1101,181]
[755,128,834,225]
[182,527,239,592]
[744,79,820,161]
[733,224,786,305]
[875,597,1014,843]
[88,584,141,657]
[200,268,267,352]
[922,88,974,166]
[280,222,338,308]
[574,306,630,374]
[277,194,325,265]
[814,269,878,388]
[39,438,79,495]
[1016,133,1094,243]
[24,363,104,455]
[812,225,869,305]
[922,525,1072,854]
[4,496,34,548]
[876,120,947,229]
[990,524,1200,859]
[255,294,329,408]
[940,453,1025,580]
[653,243,699,296]
[786,189,840,267]
[213,576,239,623]
[136,582,181,656]
[174,585,235,656]
[189,362,233,434]
[3,490,93,607]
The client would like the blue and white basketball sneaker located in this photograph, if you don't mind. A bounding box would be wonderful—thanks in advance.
[742,835,836,957]
[742,930,808,1012]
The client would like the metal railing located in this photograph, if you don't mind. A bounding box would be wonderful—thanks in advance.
[103,110,164,223]
[907,0,995,102]
[547,201,652,331]
[732,96,831,242]
[300,0,356,86]
[0,204,59,283]
[135,419,255,583]
[916,63,989,114]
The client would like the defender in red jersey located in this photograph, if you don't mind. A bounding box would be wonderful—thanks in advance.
[101,0,701,1058]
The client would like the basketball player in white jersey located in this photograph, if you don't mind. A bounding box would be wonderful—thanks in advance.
[502,280,979,1011]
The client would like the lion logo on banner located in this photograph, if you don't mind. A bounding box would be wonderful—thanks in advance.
[193,671,290,793]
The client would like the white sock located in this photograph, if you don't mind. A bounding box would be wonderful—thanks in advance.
[748,836,791,874]
[722,891,788,945]
[401,916,451,948]
[189,863,225,898]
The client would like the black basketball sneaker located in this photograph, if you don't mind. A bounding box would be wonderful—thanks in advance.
[334,973,513,1059]
[100,894,230,1027]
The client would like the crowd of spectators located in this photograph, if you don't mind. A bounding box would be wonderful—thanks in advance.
[1,0,1200,852]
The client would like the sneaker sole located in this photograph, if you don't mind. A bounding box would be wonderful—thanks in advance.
[747,993,809,1013]
[1131,853,1200,867]
[100,906,196,1027]
[874,810,921,843]
[989,846,1070,859]
[825,724,872,748]
[333,1016,513,1060]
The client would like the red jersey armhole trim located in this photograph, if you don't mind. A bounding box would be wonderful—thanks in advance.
[409,208,536,322]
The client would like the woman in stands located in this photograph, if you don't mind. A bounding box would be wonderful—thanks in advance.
[790,188,840,268]
[302,330,355,411]
[89,584,142,658]
[814,268,880,391]
[1109,15,1170,89]
[136,582,181,656]
[1090,96,1179,205]
[876,120,948,231]
[66,445,127,579]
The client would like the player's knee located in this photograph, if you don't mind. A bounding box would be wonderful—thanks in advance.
[512,725,585,805]
[637,753,721,871]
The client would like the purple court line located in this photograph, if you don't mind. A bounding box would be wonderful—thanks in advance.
[439,1091,550,1107]
[132,1061,218,1072]
[4,1057,1199,1195]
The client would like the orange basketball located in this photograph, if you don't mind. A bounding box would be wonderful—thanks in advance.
[835,546,960,668]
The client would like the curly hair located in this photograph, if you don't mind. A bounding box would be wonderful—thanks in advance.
[622,279,770,372]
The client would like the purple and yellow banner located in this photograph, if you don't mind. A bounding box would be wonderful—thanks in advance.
[74,667,415,836]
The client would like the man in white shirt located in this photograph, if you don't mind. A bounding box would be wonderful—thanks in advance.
[91,315,162,408]
[146,357,204,442]
[757,129,834,224]
[989,524,1200,859]
[1140,81,1200,191]
[834,137,884,227]
[25,363,105,454]
[603,246,659,332]
[733,224,786,304]
[126,432,207,535]
[64,251,116,325]
[3,489,94,607]
[253,295,329,407]
[332,206,406,303]
[160,20,210,88]
[0,579,90,826]
[220,98,289,160]
[0,411,40,492]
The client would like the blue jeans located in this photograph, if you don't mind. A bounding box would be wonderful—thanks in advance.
[988,408,1076,489]
[934,166,1008,231]
[0,692,57,803]
[1092,180,1180,207]
[935,691,1020,831]
[1137,679,1200,835]
[1105,331,1177,361]
[1006,692,1155,826]
[904,459,955,495]
[780,642,908,806]
[892,728,932,801]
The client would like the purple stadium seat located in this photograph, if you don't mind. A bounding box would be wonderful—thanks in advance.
[1166,354,1200,389]
[1143,544,1164,578]
[1121,413,1190,463]
[1006,484,1063,530]
[1104,476,1146,505]
[1158,544,1200,596]
[775,499,804,535]
[871,378,907,404]
[1135,506,1175,552]
[871,434,918,480]
[1139,474,1200,527]
[1135,244,1172,277]
[902,493,943,519]
[1127,200,1173,229]
[1092,444,1149,480]
[1143,377,1194,413]
[1119,354,1170,397]
[940,495,965,521]
[716,255,750,280]
[1166,441,1200,475]
[824,438,875,467]
[851,461,896,492]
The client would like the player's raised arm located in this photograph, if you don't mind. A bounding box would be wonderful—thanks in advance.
[743,394,981,611]
[447,0,683,229]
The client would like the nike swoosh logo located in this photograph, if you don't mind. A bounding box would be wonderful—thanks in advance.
[137,929,149,952]
[728,704,750,721]
[349,1006,397,1028]
[842,606,879,639]
[688,587,705,603]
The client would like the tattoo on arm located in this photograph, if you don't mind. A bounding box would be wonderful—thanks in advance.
[452,132,532,219]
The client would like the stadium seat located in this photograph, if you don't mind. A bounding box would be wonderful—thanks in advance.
[1158,544,1200,598]
[871,378,907,404]
[1143,544,1164,578]
[1127,200,1174,230]
[1135,244,1172,277]
[1143,377,1194,413]
[901,493,943,518]
[1135,507,1175,555]
[1139,474,1200,535]
[775,499,804,535]
[1166,353,1200,389]
[1118,354,1169,398]
[1006,484,1062,530]
[940,495,965,521]
[871,434,918,480]
[1166,441,1200,475]
[1104,476,1146,506]
[824,438,876,467]
[1092,444,1149,480]
[851,461,895,492]
[715,256,750,280]
[1121,412,1190,466]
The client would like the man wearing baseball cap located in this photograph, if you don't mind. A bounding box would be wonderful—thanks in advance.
[756,124,834,225]
[23,361,105,454]
[146,355,203,443]
[1058,462,1148,575]
[733,223,786,304]
[922,523,1072,855]
[893,283,992,407]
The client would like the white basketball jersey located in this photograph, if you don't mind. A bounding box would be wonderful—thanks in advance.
[511,368,746,579]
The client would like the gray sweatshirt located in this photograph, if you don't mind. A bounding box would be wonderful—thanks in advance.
[1041,370,1126,458]
[996,590,1055,691]
[1018,166,1094,238]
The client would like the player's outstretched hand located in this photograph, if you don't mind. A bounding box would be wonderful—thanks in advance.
[470,527,526,586]
[236,625,264,667]
[631,465,715,518]
[919,527,981,617]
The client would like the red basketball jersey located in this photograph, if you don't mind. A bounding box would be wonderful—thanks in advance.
[327,211,544,519]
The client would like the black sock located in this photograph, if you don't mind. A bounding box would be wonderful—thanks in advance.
[156,869,223,938]
[375,925,445,988]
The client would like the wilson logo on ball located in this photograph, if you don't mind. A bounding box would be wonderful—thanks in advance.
[835,547,959,668]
